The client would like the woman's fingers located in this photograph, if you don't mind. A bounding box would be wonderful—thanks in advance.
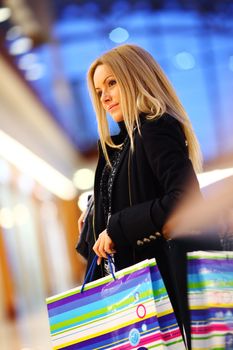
[93,230,116,262]
[93,237,104,258]
[97,236,107,258]
[97,256,102,266]
[104,240,116,254]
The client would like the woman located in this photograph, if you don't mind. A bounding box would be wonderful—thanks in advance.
[78,44,203,349]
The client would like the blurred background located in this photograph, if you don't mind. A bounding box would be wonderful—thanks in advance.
[0,0,233,349]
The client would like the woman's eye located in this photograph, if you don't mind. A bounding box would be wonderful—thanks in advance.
[109,79,116,86]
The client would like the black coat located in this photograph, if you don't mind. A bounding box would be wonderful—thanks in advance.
[79,114,221,349]
[91,114,201,267]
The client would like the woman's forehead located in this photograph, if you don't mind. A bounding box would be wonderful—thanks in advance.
[93,64,114,87]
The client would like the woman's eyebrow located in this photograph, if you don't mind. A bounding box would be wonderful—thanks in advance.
[95,75,113,90]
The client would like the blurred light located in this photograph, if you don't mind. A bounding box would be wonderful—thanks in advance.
[6,25,22,40]
[229,56,233,72]
[0,131,77,200]
[34,185,53,202]
[198,168,233,188]
[40,201,58,219]
[17,174,35,195]
[78,191,93,211]
[0,7,11,22]
[112,1,130,13]
[13,204,30,226]
[73,168,94,190]
[82,2,99,15]
[24,63,45,81]
[9,37,33,55]
[18,53,38,70]
[62,4,81,18]
[174,51,195,70]
[0,159,11,184]
[0,208,14,229]
[109,27,129,43]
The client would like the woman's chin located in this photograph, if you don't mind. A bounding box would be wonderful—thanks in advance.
[111,114,124,123]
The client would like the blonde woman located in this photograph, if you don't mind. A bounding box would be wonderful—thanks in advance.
[78,44,209,349]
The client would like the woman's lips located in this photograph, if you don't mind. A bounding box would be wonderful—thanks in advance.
[108,103,118,111]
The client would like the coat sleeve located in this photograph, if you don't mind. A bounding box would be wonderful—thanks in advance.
[107,116,202,248]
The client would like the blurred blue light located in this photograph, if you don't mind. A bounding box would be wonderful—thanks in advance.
[9,37,33,55]
[24,63,45,81]
[112,0,130,13]
[109,27,129,43]
[18,53,38,70]
[6,26,22,41]
[62,4,81,19]
[82,2,99,15]
[229,56,233,72]
[174,51,196,70]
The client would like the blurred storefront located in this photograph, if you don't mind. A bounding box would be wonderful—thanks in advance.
[0,50,89,349]
[0,162,88,349]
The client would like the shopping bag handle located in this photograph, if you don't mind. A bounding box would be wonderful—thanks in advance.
[81,254,116,293]
[107,254,116,279]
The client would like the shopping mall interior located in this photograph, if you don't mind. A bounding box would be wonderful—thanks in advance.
[0,0,233,349]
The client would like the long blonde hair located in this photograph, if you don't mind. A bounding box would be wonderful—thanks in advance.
[87,44,202,173]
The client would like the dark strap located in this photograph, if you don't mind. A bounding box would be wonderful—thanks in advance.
[81,254,116,293]
[81,255,98,293]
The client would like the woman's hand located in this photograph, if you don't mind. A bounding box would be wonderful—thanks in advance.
[78,210,86,234]
[93,229,116,265]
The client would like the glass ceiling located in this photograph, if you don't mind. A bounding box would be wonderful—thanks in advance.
[3,2,233,163]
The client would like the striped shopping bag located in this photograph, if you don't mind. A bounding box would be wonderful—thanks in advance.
[46,258,185,349]
[188,251,233,350]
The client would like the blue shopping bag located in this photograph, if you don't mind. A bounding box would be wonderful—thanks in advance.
[46,258,185,349]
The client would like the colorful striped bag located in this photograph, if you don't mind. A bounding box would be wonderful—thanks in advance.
[46,258,186,349]
[188,251,233,350]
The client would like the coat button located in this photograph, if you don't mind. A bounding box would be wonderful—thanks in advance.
[149,235,156,240]
[137,240,144,246]
[143,238,151,243]
[155,231,161,237]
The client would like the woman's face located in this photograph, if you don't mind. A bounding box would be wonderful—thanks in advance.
[93,64,123,122]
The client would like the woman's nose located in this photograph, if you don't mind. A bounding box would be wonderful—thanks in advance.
[101,91,111,103]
